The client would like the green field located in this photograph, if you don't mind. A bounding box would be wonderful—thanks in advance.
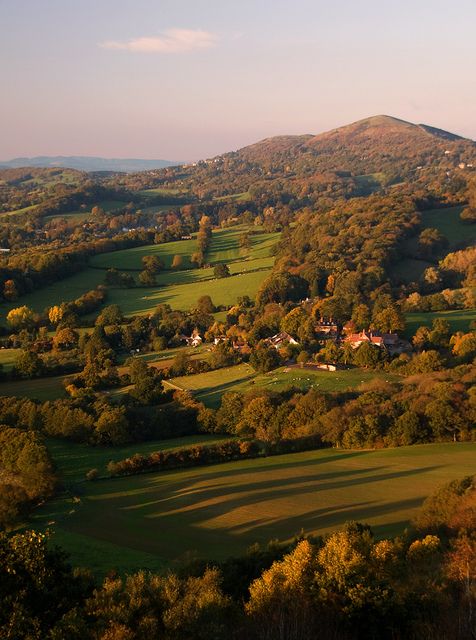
[90,227,278,271]
[405,308,476,337]
[0,348,21,371]
[0,226,277,324]
[47,434,233,483]
[390,257,432,283]
[214,192,252,203]
[167,364,399,408]
[421,205,475,248]
[44,199,127,223]
[0,264,272,324]
[103,269,273,316]
[207,227,279,264]
[0,269,105,323]
[0,374,67,400]
[138,188,188,198]
[91,236,198,270]
[33,443,476,576]
[0,204,37,218]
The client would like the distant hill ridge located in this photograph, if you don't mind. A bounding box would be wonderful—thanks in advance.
[0,156,179,173]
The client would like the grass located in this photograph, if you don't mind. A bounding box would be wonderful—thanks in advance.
[390,206,474,284]
[390,257,432,283]
[0,374,68,400]
[90,227,278,271]
[0,269,105,323]
[47,434,234,484]
[44,211,91,223]
[0,264,272,324]
[90,236,198,270]
[109,269,273,316]
[167,364,399,408]
[214,192,252,203]
[0,348,21,371]
[138,188,188,198]
[0,204,37,218]
[32,442,476,576]
[0,226,278,325]
[207,227,279,264]
[405,308,476,337]
[421,206,475,248]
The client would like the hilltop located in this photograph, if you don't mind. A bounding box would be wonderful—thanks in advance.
[233,114,472,172]
[116,114,475,198]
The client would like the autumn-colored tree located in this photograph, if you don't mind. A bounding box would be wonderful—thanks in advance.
[3,279,18,301]
[6,305,35,330]
[48,304,64,326]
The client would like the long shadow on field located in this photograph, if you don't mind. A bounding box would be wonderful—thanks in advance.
[196,375,256,398]
[130,465,442,520]
[68,457,445,561]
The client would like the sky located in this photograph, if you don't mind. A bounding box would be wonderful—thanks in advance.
[1,0,475,161]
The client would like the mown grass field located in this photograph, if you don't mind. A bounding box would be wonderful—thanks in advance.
[33,443,476,576]
[0,266,272,323]
[0,374,67,400]
[138,188,188,198]
[105,268,272,316]
[405,308,476,337]
[167,364,399,408]
[91,236,198,270]
[0,229,276,324]
[47,434,233,483]
[0,269,105,323]
[44,199,127,223]
[421,205,475,248]
[0,347,21,371]
[90,226,278,271]
[390,257,432,284]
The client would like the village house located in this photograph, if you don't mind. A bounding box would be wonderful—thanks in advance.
[315,317,339,339]
[344,330,411,355]
[180,328,203,348]
[265,331,299,349]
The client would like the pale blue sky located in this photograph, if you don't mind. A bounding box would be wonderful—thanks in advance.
[1,0,475,160]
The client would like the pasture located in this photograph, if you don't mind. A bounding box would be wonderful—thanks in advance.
[47,434,233,483]
[0,348,21,371]
[0,225,278,325]
[91,236,198,270]
[0,265,272,324]
[103,269,273,316]
[0,374,67,400]
[421,205,475,248]
[167,364,399,408]
[0,269,105,323]
[90,226,278,271]
[33,443,476,576]
[405,308,476,337]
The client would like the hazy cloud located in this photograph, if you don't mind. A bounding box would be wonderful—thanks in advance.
[100,28,218,53]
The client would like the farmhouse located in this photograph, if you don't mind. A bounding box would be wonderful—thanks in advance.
[266,331,299,349]
[180,328,203,347]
